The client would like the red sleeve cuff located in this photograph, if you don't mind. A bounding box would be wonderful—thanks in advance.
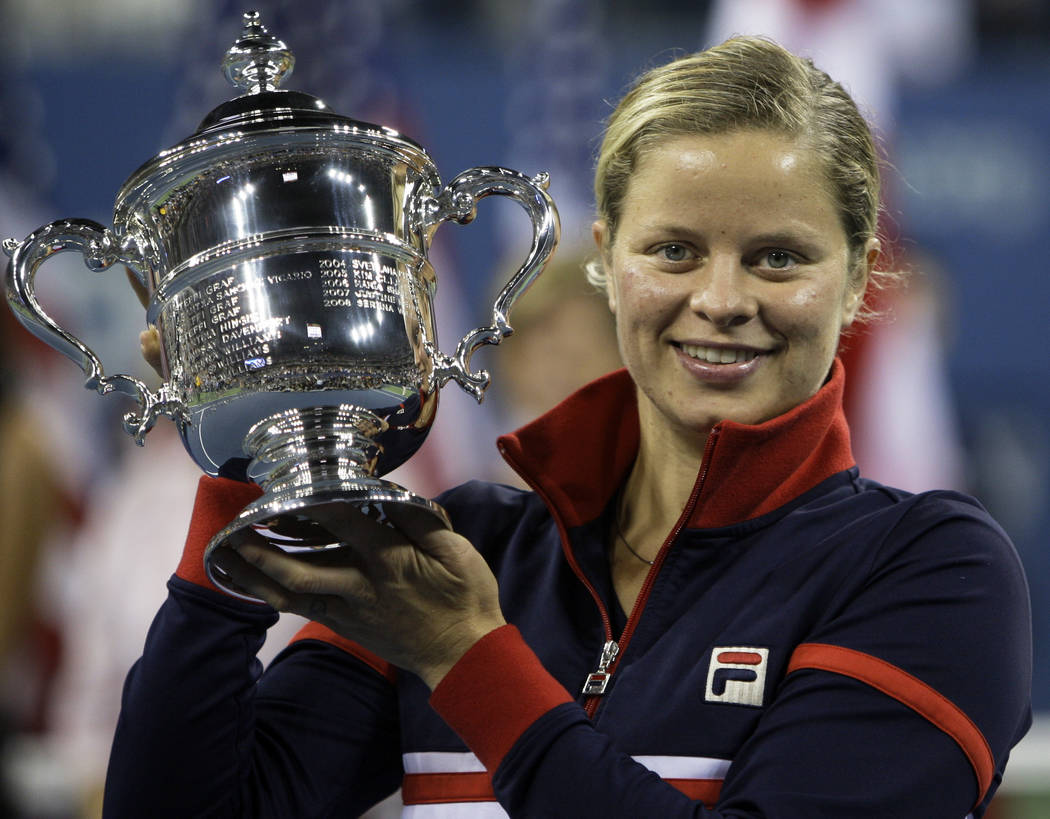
[429,624,574,772]
[175,475,263,594]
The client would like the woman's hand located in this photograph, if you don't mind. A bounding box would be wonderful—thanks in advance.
[125,266,165,379]
[139,325,163,376]
[211,503,507,690]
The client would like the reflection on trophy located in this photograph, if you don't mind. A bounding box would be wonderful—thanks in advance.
[3,12,559,599]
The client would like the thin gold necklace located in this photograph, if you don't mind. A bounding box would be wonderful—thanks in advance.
[613,510,654,566]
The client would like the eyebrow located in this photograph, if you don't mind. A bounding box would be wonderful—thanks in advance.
[748,230,824,250]
[636,224,825,249]
[634,222,704,239]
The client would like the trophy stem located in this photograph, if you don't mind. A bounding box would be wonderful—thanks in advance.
[245,405,386,498]
[203,403,451,601]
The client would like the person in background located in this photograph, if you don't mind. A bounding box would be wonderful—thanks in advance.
[104,36,1031,817]
[491,250,623,479]
[0,314,73,818]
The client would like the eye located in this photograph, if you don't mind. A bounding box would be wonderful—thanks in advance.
[657,243,691,262]
[758,249,799,271]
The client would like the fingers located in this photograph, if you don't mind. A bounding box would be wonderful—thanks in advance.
[232,540,374,605]
[299,501,470,584]
[211,543,369,632]
[303,501,403,545]
[382,503,473,566]
[139,326,163,377]
[210,545,291,606]
[382,503,449,546]
[301,502,440,574]
[127,267,163,377]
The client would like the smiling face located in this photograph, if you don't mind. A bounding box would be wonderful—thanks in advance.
[594,130,877,449]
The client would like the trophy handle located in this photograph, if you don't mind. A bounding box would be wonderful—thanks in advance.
[422,167,560,401]
[3,218,187,444]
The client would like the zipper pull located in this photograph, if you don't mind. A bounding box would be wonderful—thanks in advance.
[581,640,619,696]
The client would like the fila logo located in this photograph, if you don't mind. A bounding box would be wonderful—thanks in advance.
[705,647,770,707]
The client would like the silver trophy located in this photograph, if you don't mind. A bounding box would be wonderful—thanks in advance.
[4,12,559,598]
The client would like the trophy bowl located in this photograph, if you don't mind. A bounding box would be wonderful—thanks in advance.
[4,12,559,599]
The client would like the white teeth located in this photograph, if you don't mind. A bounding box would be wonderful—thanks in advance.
[680,343,759,364]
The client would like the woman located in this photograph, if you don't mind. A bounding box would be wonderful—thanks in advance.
[105,37,1031,818]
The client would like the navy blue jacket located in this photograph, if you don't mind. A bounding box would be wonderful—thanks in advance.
[104,361,1032,818]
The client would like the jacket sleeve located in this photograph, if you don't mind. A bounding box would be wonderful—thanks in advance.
[429,495,1032,818]
[102,476,402,819]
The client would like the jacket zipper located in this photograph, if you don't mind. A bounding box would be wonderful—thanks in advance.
[582,426,721,718]
[499,428,721,719]
[581,640,620,695]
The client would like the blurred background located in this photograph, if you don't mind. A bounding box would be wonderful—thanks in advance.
[0,0,1046,816]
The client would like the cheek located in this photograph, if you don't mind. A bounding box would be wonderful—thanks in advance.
[614,258,673,317]
[775,281,851,343]
[786,284,822,310]
[610,260,673,360]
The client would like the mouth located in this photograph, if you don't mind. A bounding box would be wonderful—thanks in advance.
[677,342,764,364]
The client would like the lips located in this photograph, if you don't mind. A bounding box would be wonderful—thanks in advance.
[679,342,762,364]
[672,341,769,385]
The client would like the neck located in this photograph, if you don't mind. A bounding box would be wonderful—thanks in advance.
[619,397,709,548]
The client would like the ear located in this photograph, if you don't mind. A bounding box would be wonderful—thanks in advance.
[842,237,881,327]
[592,219,616,313]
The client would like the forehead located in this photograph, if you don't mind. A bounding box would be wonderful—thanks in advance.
[623,131,840,233]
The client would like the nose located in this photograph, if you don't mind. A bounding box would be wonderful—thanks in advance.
[688,254,757,328]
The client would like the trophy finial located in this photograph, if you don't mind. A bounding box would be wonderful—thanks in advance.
[221,11,295,94]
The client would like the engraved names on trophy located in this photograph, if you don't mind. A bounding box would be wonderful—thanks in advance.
[319,255,401,314]
[175,272,292,390]
[170,250,411,399]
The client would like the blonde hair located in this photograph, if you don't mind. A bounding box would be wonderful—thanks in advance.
[588,36,895,320]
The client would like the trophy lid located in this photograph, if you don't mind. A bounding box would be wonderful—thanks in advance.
[115,11,434,226]
[221,9,294,95]
[192,10,410,144]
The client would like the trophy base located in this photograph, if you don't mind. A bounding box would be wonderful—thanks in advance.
[204,478,451,602]
[202,403,450,602]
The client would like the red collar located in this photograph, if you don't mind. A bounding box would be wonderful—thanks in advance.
[497,358,855,530]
